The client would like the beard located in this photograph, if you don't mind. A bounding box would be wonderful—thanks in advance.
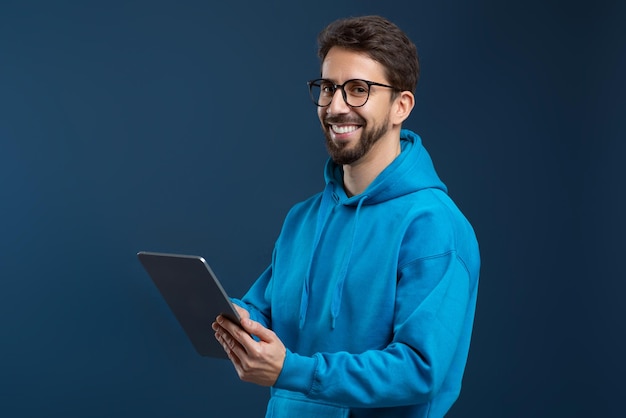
[323,114,390,165]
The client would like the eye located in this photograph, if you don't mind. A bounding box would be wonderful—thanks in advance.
[346,81,369,96]
[319,81,335,95]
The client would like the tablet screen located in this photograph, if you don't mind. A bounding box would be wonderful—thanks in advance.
[137,251,241,358]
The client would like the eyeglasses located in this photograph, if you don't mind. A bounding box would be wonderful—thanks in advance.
[307,78,400,108]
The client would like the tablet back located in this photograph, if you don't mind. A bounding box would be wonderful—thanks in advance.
[137,251,241,358]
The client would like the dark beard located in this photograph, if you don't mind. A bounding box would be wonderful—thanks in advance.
[323,115,390,165]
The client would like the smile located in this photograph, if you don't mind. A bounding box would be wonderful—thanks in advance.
[331,124,360,134]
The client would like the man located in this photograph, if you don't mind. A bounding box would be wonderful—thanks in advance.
[213,15,480,418]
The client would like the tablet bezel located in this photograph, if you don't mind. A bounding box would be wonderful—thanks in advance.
[137,251,241,358]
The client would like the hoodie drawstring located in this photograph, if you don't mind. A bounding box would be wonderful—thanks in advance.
[299,184,335,329]
[299,183,369,329]
[330,194,368,328]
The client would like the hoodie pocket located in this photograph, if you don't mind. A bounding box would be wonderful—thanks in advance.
[266,393,349,418]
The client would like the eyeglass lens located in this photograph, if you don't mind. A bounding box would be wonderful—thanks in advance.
[310,80,371,107]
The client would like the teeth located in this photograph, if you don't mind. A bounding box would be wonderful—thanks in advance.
[331,125,359,134]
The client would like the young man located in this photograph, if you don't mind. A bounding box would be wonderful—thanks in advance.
[213,15,480,418]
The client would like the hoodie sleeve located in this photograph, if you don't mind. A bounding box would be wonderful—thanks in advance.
[231,264,273,329]
[273,251,476,408]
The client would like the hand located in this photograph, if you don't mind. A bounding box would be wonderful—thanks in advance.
[212,305,286,387]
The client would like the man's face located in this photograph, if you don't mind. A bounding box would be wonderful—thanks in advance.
[318,47,395,165]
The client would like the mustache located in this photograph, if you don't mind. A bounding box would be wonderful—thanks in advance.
[323,115,365,125]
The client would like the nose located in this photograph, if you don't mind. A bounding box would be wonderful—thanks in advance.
[326,88,350,114]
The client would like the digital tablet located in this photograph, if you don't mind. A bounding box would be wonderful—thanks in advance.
[137,251,242,359]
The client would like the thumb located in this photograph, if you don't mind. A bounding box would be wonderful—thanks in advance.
[241,317,276,343]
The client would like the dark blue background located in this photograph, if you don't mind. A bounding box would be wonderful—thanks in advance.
[1,1,624,416]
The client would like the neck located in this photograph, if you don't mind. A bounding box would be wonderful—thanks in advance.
[342,131,402,197]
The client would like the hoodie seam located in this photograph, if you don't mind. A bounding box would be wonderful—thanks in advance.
[399,250,471,279]
[308,354,321,397]
[427,188,473,277]
[398,250,456,271]
[428,188,460,248]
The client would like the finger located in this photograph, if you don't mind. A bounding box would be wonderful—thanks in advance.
[217,315,247,337]
[217,316,254,350]
[220,337,243,370]
[232,304,250,320]
[215,327,247,359]
[239,317,277,343]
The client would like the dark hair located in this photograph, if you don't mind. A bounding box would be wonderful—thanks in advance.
[317,15,420,93]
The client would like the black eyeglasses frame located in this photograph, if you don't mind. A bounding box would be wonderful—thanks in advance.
[307,78,400,108]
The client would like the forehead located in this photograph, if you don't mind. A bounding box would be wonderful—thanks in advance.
[321,47,388,83]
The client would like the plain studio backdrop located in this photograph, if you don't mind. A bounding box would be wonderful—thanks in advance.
[1,1,624,417]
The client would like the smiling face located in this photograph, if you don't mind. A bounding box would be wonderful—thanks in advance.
[318,47,397,165]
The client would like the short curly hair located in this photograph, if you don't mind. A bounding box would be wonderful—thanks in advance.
[317,15,420,93]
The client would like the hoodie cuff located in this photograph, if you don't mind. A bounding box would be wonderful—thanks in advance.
[230,298,265,327]
[274,349,318,396]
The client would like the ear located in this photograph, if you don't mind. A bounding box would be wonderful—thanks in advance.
[390,91,415,125]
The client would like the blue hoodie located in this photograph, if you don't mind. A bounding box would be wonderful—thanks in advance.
[235,129,480,418]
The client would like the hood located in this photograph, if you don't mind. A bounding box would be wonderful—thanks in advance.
[299,129,447,329]
[323,129,447,205]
